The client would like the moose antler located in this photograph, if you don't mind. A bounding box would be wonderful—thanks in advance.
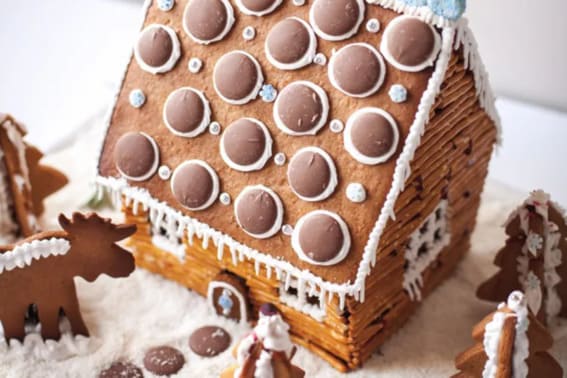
[58,213,137,242]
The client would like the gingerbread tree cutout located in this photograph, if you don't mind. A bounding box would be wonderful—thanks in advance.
[0,213,136,341]
[222,304,304,378]
[477,190,567,325]
[454,291,562,378]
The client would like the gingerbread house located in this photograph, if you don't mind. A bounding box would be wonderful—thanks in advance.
[0,114,67,243]
[96,0,500,371]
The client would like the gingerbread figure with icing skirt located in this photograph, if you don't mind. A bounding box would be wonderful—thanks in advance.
[96,0,500,371]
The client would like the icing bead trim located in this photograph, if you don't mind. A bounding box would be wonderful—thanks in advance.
[287,147,338,202]
[273,81,329,136]
[274,152,286,166]
[235,0,283,17]
[220,118,273,172]
[170,160,220,211]
[243,26,256,41]
[129,89,146,108]
[309,0,366,41]
[265,17,318,71]
[0,238,71,274]
[134,24,181,75]
[292,210,351,266]
[117,132,160,182]
[366,18,381,33]
[162,87,211,138]
[213,51,264,106]
[182,0,235,45]
[313,53,327,66]
[328,43,386,98]
[346,183,366,203]
[234,185,284,239]
[188,58,203,74]
[380,15,442,72]
[344,107,400,165]
[219,192,232,205]
[330,119,344,133]
[209,122,222,136]
[158,165,172,180]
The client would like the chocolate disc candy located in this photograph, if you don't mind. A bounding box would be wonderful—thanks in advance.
[183,0,235,45]
[328,43,386,98]
[265,17,317,71]
[171,160,220,211]
[99,361,143,378]
[163,87,211,138]
[235,185,284,239]
[214,51,264,105]
[134,24,180,74]
[143,346,185,376]
[235,0,282,16]
[287,147,338,202]
[344,107,400,165]
[273,81,329,136]
[292,210,351,266]
[309,0,365,41]
[189,326,231,357]
[380,15,441,72]
[114,132,159,181]
[220,118,273,172]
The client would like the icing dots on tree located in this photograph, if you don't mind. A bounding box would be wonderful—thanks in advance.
[287,147,338,202]
[220,118,273,172]
[292,210,351,266]
[163,87,211,138]
[380,15,441,72]
[213,51,264,105]
[235,0,283,17]
[113,132,159,182]
[265,17,317,71]
[309,0,365,41]
[171,160,219,211]
[134,24,180,74]
[273,81,329,136]
[329,43,386,98]
[235,185,284,239]
[344,108,400,165]
[183,0,235,45]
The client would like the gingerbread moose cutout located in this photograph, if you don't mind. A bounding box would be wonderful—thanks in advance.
[0,212,136,341]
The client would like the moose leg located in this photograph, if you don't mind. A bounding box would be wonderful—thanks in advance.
[1,309,26,341]
[62,285,89,337]
[38,304,61,340]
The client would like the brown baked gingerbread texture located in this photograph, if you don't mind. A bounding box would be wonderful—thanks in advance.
[453,291,562,378]
[0,213,136,341]
[97,0,499,371]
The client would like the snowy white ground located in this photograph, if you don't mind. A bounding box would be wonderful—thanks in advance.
[0,127,566,377]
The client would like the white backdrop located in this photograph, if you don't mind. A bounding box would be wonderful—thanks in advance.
[0,0,566,201]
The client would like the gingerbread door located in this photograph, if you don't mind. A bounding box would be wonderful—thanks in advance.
[207,272,249,323]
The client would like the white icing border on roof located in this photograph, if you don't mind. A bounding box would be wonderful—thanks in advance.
[96,0,500,310]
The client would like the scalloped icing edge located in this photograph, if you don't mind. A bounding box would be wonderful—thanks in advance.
[0,238,71,274]
[95,0,501,315]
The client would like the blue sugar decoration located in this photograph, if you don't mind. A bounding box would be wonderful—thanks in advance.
[402,0,428,6]
[157,0,175,12]
[389,84,408,104]
[260,84,278,103]
[427,0,466,20]
[129,89,146,109]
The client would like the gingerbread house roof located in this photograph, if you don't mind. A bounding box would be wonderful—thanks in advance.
[97,0,500,307]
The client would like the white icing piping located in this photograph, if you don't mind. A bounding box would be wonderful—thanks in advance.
[310,0,366,41]
[273,81,329,136]
[235,0,283,17]
[234,185,284,239]
[0,238,71,274]
[220,118,274,172]
[344,107,400,165]
[133,24,181,75]
[213,51,264,106]
[291,210,352,267]
[163,87,212,138]
[287,147,338,202]
[403,200,450,301]
[182,0,235,45]
[95,3,500,312]
[482,311,506,378]
[380,15,442,73]
[279,279,326,322]
[328,43,386,98]
[265,17,317,71]
[366,0,458,28]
